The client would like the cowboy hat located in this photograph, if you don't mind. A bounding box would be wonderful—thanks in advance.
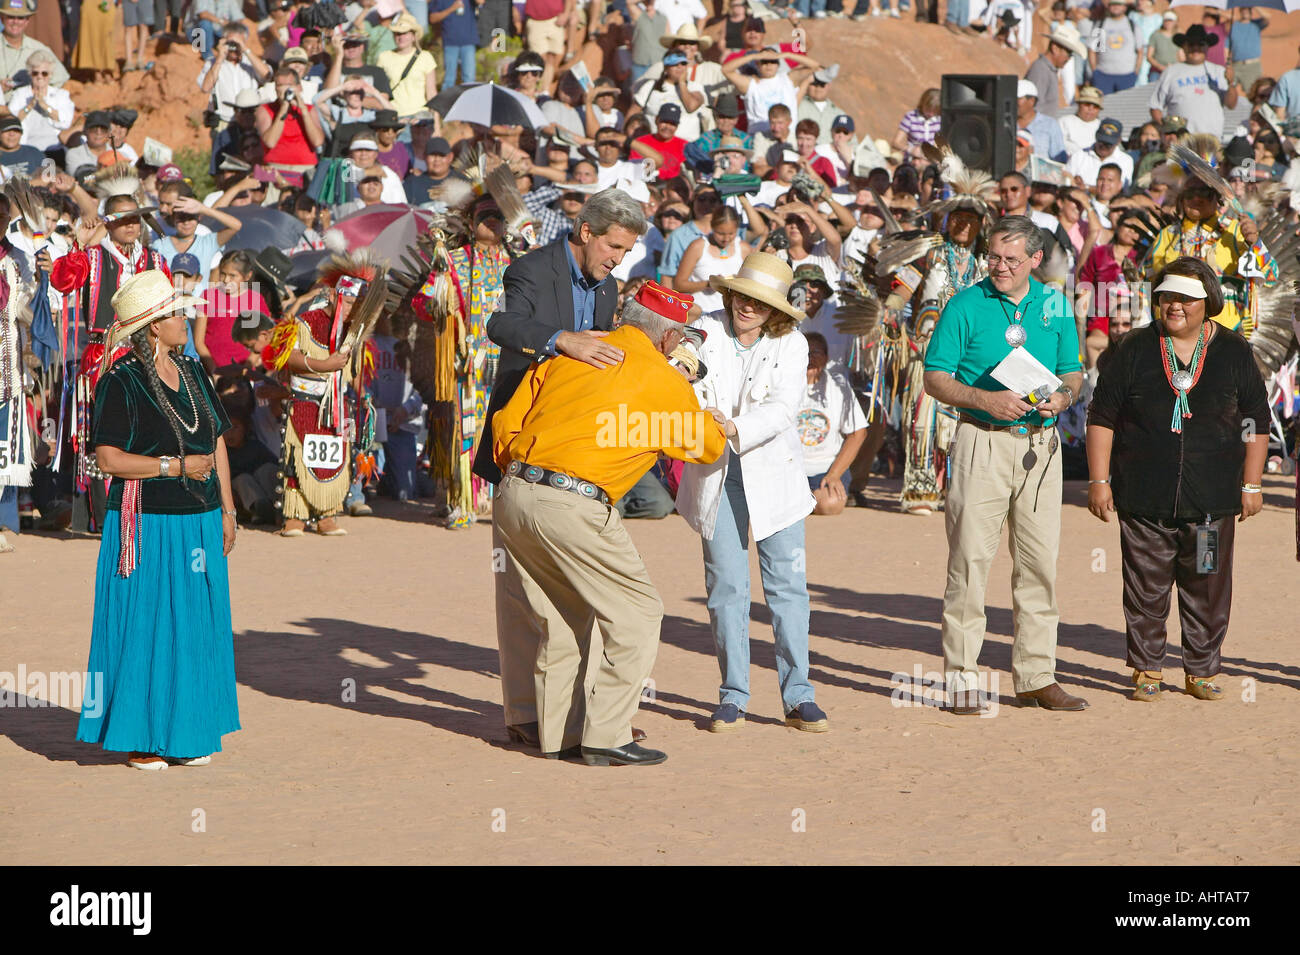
[709,252,806,322]
[1174,23,1219,48]
[1046,23,1089,61]
[659,22,714,49]
[102,271,203,372]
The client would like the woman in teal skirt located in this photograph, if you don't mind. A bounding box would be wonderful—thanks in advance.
[76,270,241,771]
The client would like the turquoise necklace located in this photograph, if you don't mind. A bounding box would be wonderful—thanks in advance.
[1160,321,1209,433]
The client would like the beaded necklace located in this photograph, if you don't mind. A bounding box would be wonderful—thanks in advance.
[1160,321,1210,433]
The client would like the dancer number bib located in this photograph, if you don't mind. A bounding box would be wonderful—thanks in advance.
[302,434,344,468]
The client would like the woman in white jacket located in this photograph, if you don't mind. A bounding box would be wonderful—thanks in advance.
[676,252,827,734]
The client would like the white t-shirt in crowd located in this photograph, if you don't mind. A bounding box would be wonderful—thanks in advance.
[744,74,798,136]
[595,159,641,190]
[797,365,869,475]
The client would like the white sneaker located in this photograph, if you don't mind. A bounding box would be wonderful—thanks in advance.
[888,6,901,16]
[165,755,212,766]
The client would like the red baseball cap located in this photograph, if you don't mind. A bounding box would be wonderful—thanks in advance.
[635,280,694,323]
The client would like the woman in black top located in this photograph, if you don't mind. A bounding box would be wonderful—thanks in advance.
[1085,257,1270,703]
[75,271,242,771]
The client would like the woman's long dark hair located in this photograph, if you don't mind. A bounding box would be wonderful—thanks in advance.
[128,327,217,503]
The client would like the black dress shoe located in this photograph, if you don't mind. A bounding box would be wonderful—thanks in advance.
[505,722,540,747]
[580,742,667,766]
[543,745,582,760]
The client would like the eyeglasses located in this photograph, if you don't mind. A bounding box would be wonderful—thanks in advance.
[30,71,50,77]
[987,254,1030,269]
[731,291,774,314]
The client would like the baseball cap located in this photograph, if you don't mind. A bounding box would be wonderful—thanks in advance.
[832,114,855,134]
[812,64,840,85]
[1074,86,1102,107]
[778,147,801,166]
[1095,118,1122,145]
[0,114,21,133]
[157,163,185,183]
[282,46,309,64]
[712,93,741,117]
[657,103,682,125]
[663,50,688,66]
[170,253,201,277]
[1015,128,1033,147]
[1163,10,1177,20]
[85,110,112,129]
[743,16,765,32]
[426,136,451,155]
[1017,79,1039,100]
[1161,115,1188,134]
[349,137,379,151]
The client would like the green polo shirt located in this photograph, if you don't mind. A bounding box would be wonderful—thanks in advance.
[924,276,1081,427]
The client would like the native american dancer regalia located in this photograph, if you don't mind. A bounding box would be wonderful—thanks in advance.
[1147,136,1280,336]
[387,159,538,529]
[836,144,995,513]
[50,165,168,531]
[262,254,388,532]
[0,249,34,548]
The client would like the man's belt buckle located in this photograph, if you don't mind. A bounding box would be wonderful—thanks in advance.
[1014,425,1029,435]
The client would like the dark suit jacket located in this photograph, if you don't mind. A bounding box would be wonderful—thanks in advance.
[471,236,618,483]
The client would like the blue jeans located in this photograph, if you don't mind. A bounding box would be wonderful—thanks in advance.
[945,0,968,25]
[794,0,827,15]
[807,471,850,494]
[442,43,477,88]
[383,430,419,501]
[629,63,650,86]
[702,456,814,712]
[193,19,217,60]
[1091,70,1136,95]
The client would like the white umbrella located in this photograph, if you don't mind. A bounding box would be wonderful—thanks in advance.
[1170,0,1300,10]
[437,83,548,130]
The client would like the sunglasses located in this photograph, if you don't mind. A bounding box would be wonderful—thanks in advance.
[596,140,621,148]
[30,71,50,77]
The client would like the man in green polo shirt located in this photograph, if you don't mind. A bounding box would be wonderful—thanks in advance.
[923,215,1086,716]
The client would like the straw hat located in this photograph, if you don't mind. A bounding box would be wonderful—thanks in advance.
[390,12,421,35]
[659,22,713,49]
[709,252,806,322]
[1046,23,1089,61]
[102,271,203,372]
[710,134,752,157]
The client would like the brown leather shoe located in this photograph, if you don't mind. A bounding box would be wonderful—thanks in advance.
[1016,683,1089,711]
[947,689,990,716]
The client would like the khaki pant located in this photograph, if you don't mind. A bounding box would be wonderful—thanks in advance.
[493,474,663,752]
[1232,59,1262,95]
[941,421,1062,695]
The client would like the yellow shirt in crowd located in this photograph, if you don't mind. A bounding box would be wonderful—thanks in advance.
[493,325,727,502]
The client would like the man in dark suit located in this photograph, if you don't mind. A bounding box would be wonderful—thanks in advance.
[475,188,648,751]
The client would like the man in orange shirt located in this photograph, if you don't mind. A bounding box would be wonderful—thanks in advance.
[492,283,727,766]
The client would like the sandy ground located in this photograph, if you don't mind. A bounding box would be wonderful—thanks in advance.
[2,475,1298,865]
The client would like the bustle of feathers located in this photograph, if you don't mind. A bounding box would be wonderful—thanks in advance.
[3,178,47,235]
[262,319,299,372]
[834,257,884,341]
[875,230,942,278]
[485,163,537,248]
[1031,241,1071,287]
[870,188,902,235]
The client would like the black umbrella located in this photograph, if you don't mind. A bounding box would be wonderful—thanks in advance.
[438,82,548,129]
[287,249,330,293]
[427,82,480,118]
[223,206,306,253]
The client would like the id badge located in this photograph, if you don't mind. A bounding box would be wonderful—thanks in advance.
[1196,524,1219,575]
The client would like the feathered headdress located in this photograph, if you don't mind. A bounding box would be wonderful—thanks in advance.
[3,177,46,240]
[920,140,998,224]
[1150,134,1235,206]
[88,161,142,200]
[484,162,538,252]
